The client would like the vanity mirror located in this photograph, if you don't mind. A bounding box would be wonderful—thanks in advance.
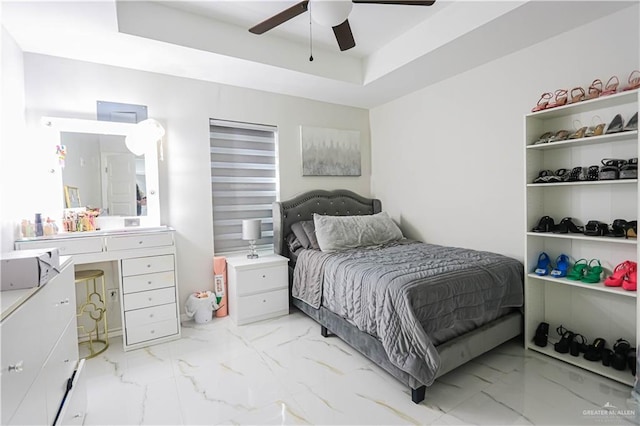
[43,117,162,229]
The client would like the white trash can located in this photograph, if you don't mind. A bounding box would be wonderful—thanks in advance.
[185,291,219,324]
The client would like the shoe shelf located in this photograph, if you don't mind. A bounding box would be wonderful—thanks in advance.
[524,87,638,386]
[527,89,639,120]
[527,179,637,188]
[526,232,637,245]
[526,131,638,150]
[527,273,637,298]
[526,342,635,387]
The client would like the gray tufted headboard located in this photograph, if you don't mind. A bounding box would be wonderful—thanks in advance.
[273,189,382,259]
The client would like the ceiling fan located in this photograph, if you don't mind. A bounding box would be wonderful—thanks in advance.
[249,0,436,52]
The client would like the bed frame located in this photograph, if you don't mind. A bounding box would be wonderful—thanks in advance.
[273,189,522,403]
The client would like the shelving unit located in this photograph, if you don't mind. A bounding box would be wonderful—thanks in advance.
[524,89,639,386]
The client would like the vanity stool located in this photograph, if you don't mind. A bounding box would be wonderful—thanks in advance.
[75,269,109,359]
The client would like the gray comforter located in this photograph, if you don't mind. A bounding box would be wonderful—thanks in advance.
[292,240,524,386]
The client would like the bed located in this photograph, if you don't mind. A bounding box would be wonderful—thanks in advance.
[273,189,524,403]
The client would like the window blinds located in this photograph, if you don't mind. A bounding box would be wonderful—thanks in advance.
[210,119,278,254]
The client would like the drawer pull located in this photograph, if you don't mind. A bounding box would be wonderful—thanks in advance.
[148,297,153,302]
[263,299,266,303]
[148,281,152,285]
[139,241,143,245]
[262,275,266,278]
[149,314,154,318]
[150,330,155,334]
[8,361,23,373]
[73,413,84,419]
[60,298,70,305]
[147,264,151,268]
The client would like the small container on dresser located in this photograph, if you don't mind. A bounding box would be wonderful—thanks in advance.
[226,253,289,325]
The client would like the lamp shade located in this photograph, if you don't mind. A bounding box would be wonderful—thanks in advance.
[310,0,352,27]
[242,219,262,241]
[125,118,165,156]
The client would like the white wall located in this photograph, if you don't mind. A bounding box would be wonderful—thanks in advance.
[18,54,370,308]
[0,28,26,252]
[370,5,639,262]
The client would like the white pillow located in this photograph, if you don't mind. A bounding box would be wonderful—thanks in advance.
[313,212,403,252]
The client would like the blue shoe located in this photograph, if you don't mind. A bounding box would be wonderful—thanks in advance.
[551,254,571,278]
[535,252,552,276]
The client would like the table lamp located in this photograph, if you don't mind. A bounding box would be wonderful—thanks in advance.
[242,219,261,259]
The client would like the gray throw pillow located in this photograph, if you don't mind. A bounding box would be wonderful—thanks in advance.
[291,220,320,250]
[313,212,403,252]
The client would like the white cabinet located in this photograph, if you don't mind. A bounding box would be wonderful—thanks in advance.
[227,254,289,325]
[15,228,181,352]
[1,258,87,425]
[121,254,179,348]
[524,90,639,386]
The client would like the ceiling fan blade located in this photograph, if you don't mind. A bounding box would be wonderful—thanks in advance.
[332,19,356,51]
[249,0,309,34]
[352,0,435,5]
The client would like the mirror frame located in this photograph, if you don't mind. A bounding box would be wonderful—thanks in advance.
[43,116,161,229]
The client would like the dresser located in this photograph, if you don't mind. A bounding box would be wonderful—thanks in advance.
[226,253,289,325]
[15,227,181,351]
[1,257,87,425]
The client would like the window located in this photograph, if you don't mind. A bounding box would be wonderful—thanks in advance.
[210,119,279,254]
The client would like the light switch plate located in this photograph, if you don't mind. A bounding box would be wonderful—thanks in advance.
[124,218,140,227]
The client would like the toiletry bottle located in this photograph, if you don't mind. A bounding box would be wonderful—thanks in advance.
[35,213,43,237]
[21,219,28,238]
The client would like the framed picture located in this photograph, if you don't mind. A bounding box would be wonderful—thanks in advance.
[64,185,81,208]
[300,126,361,176]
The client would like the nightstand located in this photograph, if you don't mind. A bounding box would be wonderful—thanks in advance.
[226,253,289,325]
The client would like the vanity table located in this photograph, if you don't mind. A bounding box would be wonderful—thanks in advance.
[15,227,181,351]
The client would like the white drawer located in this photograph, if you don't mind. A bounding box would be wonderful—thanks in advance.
[1,291,45,424]
[123,287,176,311]
[235,264,287,296]
[126,319,178,346]
[44,319,79,425]
[237,288,288,324]
[122,255,174,277]
[54,360,87,426]
[41,265,76,352]
[7,371,48,426]
[123,271,175,294]
[15,237,103,255]
[125,303,177,328]
[105,233,173,251]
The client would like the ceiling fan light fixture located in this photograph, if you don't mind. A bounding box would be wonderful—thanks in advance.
[310,0,353,27]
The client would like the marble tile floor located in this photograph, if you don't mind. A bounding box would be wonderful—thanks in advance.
[83,311,639,425]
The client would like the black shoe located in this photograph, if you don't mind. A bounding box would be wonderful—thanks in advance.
[620,158,637,179]
[584,220,608,236]
[554,217,584,234]
[599,159,625,180]
[554,325,575,354]
[532,216,555,233]
[628,348,637,375]
[533,322,549,347]
[570,334,587,357]
[606,219,627,237]
[586,165,600,181]
[605,114,624,134]
[584,337,606,361]
[623,112,638,132]
[602,349,614,366]
[612,339,631,371]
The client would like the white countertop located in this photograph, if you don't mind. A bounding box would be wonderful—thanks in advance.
[1,256,72,321]
[15,226,173,243]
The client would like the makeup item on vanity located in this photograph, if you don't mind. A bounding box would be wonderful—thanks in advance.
[35,213,43,237]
